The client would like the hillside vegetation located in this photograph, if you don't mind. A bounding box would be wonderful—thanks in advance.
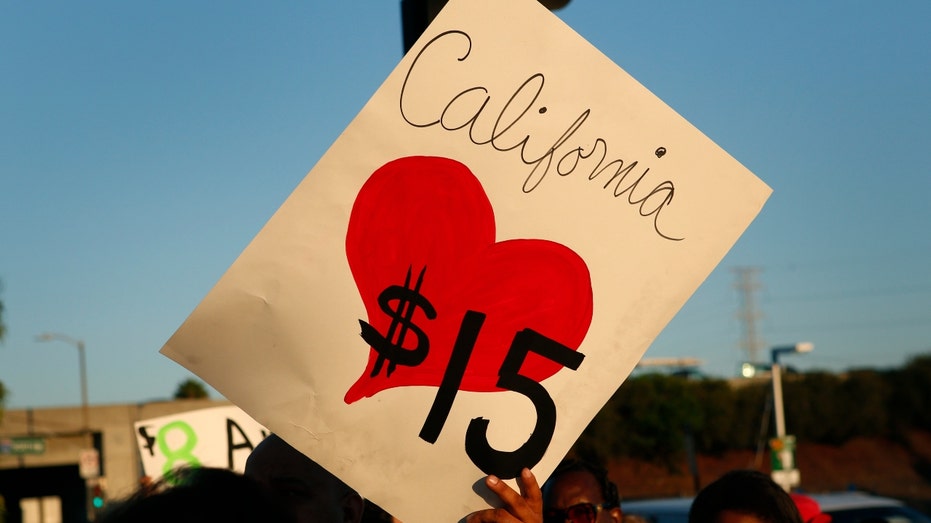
[571,354,931,506]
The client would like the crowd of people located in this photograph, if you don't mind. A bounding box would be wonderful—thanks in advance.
[95,432,830,523]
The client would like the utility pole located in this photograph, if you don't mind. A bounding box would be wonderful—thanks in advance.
[732,266,764,364]
[769,342,813,491]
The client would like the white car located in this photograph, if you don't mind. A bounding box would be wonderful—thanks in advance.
[622,497,692,523]
[622,491,930,523]
[811,492,930,523]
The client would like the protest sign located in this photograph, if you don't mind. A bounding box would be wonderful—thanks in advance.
[161,0,771,520]
[134,405,268,480]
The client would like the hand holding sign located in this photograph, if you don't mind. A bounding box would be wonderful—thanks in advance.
[466,468,544,523]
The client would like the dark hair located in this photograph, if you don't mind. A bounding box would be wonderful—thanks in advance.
[544,458,620,507]
[689,470,802,523]
[97,467,292,523]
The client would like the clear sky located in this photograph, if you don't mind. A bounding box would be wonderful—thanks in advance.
[2,1,929,410]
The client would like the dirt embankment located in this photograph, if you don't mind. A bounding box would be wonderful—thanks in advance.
[607,430,931,511]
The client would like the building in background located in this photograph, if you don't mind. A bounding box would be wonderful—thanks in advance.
[0,398,229,523]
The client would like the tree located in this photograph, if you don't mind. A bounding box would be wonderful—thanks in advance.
[576,373,703,468]
[173,378,209,400]
[888,354,931,431]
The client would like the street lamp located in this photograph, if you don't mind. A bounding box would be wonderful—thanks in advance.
[37,332,99,520]
[36,332,89,433]
[769,342,812,491]
[770,342,813,438]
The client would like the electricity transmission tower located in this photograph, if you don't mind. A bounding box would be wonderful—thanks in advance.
[733,266,765,364]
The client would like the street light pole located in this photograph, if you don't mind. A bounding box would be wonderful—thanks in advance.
[769,342,813,491]
[36,332,89,433]
[770,342,813,439]
[772,355,786,438]
[76,338,88,431]
[36,332,98,521]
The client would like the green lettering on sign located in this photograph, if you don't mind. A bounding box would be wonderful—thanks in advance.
[0,437,46,455]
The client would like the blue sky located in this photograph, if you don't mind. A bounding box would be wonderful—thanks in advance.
[1,1,929,409]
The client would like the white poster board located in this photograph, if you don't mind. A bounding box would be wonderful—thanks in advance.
[134,406,268,481]
[161,0,771,521]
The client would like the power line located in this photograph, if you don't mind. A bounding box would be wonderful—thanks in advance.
[762,246,931,273]
[766,315,931,332]
[766,283,931,303]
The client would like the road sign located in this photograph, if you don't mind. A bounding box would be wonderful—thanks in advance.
[0,437,46,455]
[770,435,800,490]
[770,435,797,471]
[79,448,100,479]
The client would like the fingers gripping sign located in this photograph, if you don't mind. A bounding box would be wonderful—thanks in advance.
[466,468,543,523]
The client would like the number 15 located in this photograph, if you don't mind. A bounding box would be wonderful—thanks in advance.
[419,310,585,479]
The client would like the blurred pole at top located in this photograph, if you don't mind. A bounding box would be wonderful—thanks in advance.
[401,0,571,53]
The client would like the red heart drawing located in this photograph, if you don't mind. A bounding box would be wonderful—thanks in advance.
[344,156,593,404]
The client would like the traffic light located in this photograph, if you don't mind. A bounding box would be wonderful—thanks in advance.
[401,0,571,52]
[91,483,106,509]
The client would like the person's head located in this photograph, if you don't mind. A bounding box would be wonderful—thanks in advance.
[97,466,291,523]
[244,434,364,523]
[542,458,622,523]
[689,470,802,523]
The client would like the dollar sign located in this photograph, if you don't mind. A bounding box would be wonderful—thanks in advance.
[359,266,437,377]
